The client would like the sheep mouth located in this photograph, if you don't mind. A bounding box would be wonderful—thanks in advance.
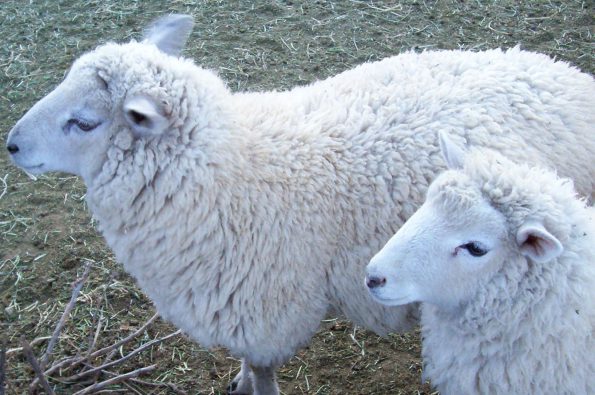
[19,163,45,179]
[23,163,44,171]
[369,292,412,307]
[9,154,44,172]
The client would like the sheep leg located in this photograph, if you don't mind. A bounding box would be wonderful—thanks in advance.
[250,365,279,395]
[227,360,278,395]
[228,359,252,394]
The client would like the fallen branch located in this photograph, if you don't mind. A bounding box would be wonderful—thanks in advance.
[63,329,182,382]
[100,348,119,370]
[102,371,189,395]
[127,378,188,395]
[20,337,54,395]
[86,314,104,358]
[40,261,92,370]
[41,356,83,378]
[40,313,161,381]
[6,336,51,356]
[71,365,156,395]
[22,265,184,394]
[87,313,159,361]
[0,174,8,201]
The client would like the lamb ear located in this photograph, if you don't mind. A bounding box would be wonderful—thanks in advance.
[123,95,169,137]
[438,131,467,170]
[142,14,194,56]
[516,220,563,263]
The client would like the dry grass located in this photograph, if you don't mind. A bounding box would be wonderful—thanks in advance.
[1,1,592,394]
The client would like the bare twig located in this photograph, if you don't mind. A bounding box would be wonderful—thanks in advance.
[22,267,179,394]
[41,313,160,381]
[0,174,8,200]
[6,336,52,356]
[71,365,156,395]
[40,261,92,370]
[121,381,144,395]
[100,348,119,368]
[43,356,84,378]
[101,370,189,394]
[87,313,159,361]
[29,262,92,392]
[126,377,188,395]
[20,337,54,395]
[86,314,104,357]
[63,330,181,382]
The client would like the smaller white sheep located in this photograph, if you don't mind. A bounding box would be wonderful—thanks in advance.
[366,132,595,394]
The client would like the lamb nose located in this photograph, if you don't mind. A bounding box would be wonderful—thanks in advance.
[366,274,387,289]
[7,143,19,154]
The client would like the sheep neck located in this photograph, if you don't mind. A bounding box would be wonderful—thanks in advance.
[85,118,256,279]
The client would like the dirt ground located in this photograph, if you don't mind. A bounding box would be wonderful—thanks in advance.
[1,1,592,394]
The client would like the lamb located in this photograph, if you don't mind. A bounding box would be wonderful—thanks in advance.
[6,14,595,394]
[366,132,595,394]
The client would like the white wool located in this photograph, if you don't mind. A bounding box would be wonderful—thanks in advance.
[368,146,595,394]
[6,15,595,394]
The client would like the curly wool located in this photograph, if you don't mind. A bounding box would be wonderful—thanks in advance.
[422,151,595,394]
[73,43,595,368]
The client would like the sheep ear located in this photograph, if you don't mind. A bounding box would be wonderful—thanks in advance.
[516,221,563,263]
[123,95,169,137]
[438,131,466,170]
[142,14,194,56]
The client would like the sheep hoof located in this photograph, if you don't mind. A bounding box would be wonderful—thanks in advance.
[227,370,252,395]
[227,384,250,395]
[227,384,247,395]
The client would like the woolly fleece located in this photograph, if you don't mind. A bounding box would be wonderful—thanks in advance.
[84,43,595,366]
[7,37,595,374]
[419,150,595,394]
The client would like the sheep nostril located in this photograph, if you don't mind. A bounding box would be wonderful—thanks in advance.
[7,143,19,154]
[366,274,387,289]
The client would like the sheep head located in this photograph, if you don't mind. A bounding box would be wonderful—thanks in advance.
[5,14,198,183]
[365,132,565,310]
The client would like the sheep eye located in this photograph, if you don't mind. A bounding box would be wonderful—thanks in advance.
[127,110,149,126]
[461,242,488,257]
[97,74,109,90]
[67,118,99,132]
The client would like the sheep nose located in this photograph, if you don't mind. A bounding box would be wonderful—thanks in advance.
[365,274,386,289]
[7,143,19,154]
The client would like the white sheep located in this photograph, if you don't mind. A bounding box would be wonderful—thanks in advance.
[6,14,595,394]
[366,132,595,394]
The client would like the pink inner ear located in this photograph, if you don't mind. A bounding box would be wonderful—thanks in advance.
[517,222,563,263]
[523,235,546,257]
[525,235,539,248]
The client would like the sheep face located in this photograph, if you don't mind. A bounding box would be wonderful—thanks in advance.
[6,45,183,183]
[366,173,510,310]
[366,132,566,311]
[6,65,114,182]
[6,14,197,184]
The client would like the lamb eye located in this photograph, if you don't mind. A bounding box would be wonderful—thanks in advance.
[97,74,109,90]
[461,242,488,257]
[128,110,148,125]
[67,118,99,132]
